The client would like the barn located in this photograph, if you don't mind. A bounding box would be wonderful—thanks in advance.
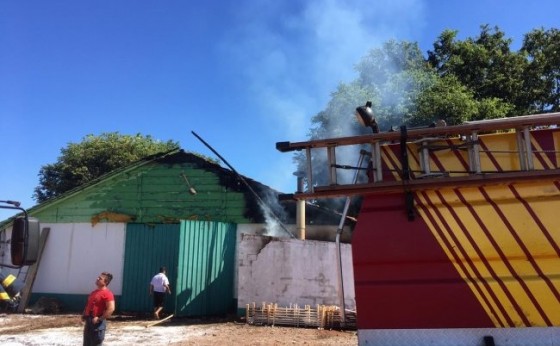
[0,148,355,317]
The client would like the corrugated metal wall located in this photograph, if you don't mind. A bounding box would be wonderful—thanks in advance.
[175,220,237,317]
[120,223,180,314]
[120,221,236,317]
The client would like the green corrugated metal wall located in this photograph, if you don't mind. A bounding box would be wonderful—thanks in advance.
[120,220,236,317]
[176,220,237,317]
[120,223,180,314]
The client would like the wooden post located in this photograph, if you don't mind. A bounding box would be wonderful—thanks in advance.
[17,227,50,313]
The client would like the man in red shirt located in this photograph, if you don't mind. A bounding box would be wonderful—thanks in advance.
[82,272,115,346]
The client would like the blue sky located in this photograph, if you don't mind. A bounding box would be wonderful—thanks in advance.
[1,0,558,219]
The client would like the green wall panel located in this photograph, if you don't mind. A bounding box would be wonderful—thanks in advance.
[120,221,237,317]
[175,220,237,317]
[120,223,180,314]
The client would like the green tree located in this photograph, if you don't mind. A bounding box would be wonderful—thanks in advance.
[293,41,431,216]
[411,75,513,126]
[427,25,527,115]
[34,132,179,202]
[294,25,558,209]
[305,40,430,143]
[355,40,433,130]
[521,28,560,112]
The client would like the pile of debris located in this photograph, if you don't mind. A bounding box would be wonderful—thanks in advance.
[245,302,356,329]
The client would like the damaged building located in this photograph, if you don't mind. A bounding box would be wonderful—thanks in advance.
[0,148,355,317]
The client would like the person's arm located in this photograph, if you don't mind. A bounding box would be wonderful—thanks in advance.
[93,300,115,324]
[164,276,171,294]
[102,300,116,319]
[149,283,154,295]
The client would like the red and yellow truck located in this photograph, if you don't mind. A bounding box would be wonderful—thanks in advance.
[277,112,560,345]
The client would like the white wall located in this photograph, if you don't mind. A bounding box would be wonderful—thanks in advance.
[237,233,355,310]
[33,223,126,295]
[4,221,355,309]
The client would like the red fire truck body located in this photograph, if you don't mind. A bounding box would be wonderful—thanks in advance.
[278,113,560,345]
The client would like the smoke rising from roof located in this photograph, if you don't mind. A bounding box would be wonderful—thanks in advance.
[220,0,425,193]
[257,188,290,238]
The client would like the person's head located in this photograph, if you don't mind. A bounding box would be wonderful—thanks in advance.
[96,272,113,288]
[159,266,167,274]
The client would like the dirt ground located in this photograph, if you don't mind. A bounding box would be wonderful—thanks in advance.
[0,313,358,345]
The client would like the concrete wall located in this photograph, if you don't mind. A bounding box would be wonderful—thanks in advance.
[237,233,355,311]
[237,223,352,242]
[2,222,355,314]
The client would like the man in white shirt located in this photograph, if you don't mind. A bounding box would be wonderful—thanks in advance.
[149,266,171,319]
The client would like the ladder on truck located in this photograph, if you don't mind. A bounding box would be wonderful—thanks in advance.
[276,112,560,200]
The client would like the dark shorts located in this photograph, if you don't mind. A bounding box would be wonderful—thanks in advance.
[153,291,165,308]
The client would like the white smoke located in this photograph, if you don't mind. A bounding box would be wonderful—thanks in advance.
[221,0,426,139]
[257,188,291,238]
[218,0,426,195]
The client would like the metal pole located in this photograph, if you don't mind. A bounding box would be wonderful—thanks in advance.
[191,131,295,238]
[335,149,368,326]
[294,172,306,240]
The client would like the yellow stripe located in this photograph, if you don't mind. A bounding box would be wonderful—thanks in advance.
[420,183,560,326]
[530,136,555,169]
[423,189,525,326]
[430,138,471,176]
[466,187,548,325]
[382,132,560,326]
[2,274,16,288]
[416,192,506,327]
[0,292,9,300]
[488,183,560,324]
[512,183,560,256]
[381,146,402,180]
[406,143,422,175]
[479,132,522,172]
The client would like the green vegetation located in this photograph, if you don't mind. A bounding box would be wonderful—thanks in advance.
[34,133,179,202]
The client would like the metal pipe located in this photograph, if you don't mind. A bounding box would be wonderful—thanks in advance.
[516,130,527,170]
[327,146,337,185]
[306,148,313,193]
[524,127,534,170]
[471,131,481,174]
[295,172,306,240]
[335,150,368,326]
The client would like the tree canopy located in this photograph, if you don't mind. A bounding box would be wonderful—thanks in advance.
[34,133,179,202]
[295,25,559,214]
[305,25,559,141]
[520,28,560,112]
